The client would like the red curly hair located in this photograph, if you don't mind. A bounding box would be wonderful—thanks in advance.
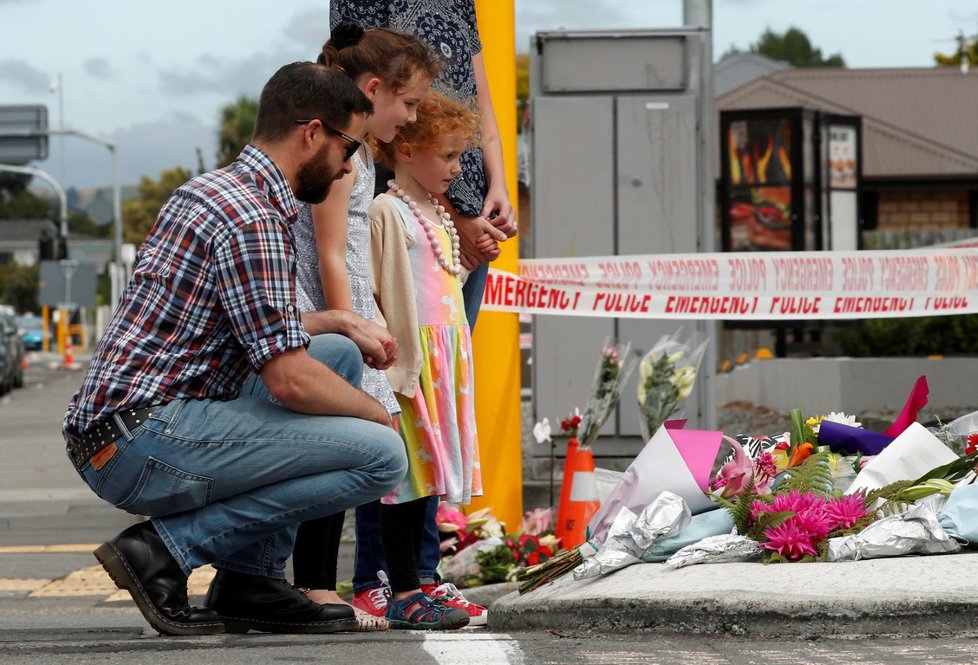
[372,91,480,168]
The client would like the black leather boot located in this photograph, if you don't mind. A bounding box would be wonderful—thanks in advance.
[95,521,224,636]
[205,567,358,634]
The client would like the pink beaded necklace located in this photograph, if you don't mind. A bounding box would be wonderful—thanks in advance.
[388,179,462,276]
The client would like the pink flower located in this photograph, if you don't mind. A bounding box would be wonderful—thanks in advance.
[791,508,832,543]
[521,507,554,536]
[823,495,867,530]
[767,490,824,514]
[761,520,819,559]
[435,503,468,533]
[713,437,754,498]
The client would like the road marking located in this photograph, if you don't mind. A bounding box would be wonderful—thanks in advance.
[0,544,99,554]
[0,559,217,600]
[423,632,524,664]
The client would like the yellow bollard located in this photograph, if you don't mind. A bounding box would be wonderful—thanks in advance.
[467,0,523,530]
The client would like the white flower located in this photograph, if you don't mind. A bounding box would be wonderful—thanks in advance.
[667,350,686,365]
[671,365,697,400]
[821,411,862,429]
[532,417,552,444]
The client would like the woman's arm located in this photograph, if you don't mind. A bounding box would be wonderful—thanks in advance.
[472,51,517,239]
[314,164,357,312]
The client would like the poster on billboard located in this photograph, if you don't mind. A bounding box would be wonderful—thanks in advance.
[828,125,858,189]
[723,114,795,252]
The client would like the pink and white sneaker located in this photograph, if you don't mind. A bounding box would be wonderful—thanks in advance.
[423,582,488,627]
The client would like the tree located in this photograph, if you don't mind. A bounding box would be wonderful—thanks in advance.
[934,32,978,70]
[0,172,31,204]
[122,167,192,246]
[725,27,845,68]
[217,95,259,168]
[0,263,39,313]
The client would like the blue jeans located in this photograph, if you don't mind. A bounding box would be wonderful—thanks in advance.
[353,495,441,592]
[461,262,488,331]
[75,334,408,580]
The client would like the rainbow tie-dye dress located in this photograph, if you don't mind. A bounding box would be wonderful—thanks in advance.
[381,196,482,505]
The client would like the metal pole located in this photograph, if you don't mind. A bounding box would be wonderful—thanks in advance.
[56,73,65,188]
[110,144,123,305]
[684,0,718,429]
[0,163,67,237]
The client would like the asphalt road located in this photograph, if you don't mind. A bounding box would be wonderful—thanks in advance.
[2,356,977,663]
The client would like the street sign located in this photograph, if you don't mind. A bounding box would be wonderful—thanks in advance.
[39,260,97,308]
[0,105,48,164]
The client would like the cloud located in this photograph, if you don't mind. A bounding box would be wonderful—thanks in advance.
[0,58,50,93]
[84,57,113,80]
[158,48,308,99]
[53,111,218,189]
[282,8,332,50]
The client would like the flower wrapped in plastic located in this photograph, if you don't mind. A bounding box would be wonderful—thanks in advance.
[577,338,638,448]
[637,330,707,441]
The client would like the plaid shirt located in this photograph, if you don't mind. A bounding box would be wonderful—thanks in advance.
[63,145,310,443]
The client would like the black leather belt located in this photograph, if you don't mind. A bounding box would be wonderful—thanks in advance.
[68,405,162,469]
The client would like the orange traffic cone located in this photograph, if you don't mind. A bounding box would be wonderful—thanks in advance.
[64,335,74,369]
[555,437,600,548]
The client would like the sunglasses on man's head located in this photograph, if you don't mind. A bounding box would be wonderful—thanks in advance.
[295,119,361,162]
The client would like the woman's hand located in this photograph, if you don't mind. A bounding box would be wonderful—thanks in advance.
[481,183,517,239]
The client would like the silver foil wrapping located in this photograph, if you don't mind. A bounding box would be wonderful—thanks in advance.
[573,491,691,580]
[827,502,961,562]
[664,534,762,569]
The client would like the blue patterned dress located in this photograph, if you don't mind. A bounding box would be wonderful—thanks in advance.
[330,0,488,217]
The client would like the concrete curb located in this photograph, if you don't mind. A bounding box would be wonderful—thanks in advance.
[489,551,978,637]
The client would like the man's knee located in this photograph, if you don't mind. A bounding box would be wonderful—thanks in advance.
[372,426,409,489]
[307,334,363,386]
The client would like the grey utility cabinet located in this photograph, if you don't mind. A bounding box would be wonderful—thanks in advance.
[530,28,716,452]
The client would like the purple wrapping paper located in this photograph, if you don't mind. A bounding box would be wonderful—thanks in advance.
[818,420,894,455]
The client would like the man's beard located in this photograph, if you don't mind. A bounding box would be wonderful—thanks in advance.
[295,143,340,204]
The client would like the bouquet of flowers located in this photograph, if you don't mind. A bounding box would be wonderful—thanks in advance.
[438,506,559,587]
[712,402,978,563]
[577,338,638,448]
[637,330,707,441]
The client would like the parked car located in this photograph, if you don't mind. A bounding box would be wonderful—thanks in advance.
[0,306,25,393]
[16,313,44,351]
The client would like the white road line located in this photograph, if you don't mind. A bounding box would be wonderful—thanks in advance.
[422,632,524,664]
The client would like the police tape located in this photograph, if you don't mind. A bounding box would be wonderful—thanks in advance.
[481,248,978,320]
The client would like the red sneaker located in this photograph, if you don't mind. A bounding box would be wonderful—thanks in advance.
[423,582,488,626]
[352,584,389,618]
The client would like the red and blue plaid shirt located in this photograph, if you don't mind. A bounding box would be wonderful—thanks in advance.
[64,145,310,443]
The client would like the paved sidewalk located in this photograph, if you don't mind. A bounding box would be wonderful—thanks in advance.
[490,550,978,637]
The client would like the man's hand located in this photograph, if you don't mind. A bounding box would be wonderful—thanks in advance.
[302,310,397,370]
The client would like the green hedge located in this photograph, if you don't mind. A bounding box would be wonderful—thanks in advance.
[833,315,978,357]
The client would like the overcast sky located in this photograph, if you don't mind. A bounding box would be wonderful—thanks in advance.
[2,0,976,190]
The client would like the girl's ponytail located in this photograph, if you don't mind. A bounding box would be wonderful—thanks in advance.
[317,23,441,90]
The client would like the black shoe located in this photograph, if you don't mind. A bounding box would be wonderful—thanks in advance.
[94,521,224,636]
[205,568,358,634]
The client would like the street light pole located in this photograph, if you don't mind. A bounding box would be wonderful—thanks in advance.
[0,163,67,238]
[49,73,65,188]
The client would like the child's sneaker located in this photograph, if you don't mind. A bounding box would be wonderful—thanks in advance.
[352,575,390,618]
[386,591,469,630]
[423,582,488,627]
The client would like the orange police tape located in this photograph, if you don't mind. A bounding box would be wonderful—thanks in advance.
[481,247,978,320]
